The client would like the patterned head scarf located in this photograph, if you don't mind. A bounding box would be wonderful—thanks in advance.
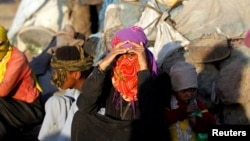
[0,25,11,60]
[111,26,157,103]
[50,45,93,88]
[111,26,148,49]
[170,61,198,91]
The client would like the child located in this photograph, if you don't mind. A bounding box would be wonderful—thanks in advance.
[37,24,88,141]
[30,24,85,105]
[38,43,94,141]
[164,61,216,141]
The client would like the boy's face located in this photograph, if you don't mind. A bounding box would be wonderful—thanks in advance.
[175,88,197,103]
[60,71,77,90]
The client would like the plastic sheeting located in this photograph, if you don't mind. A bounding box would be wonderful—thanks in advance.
[7,0,47,42]
[135,0,189,66]
[171,0,250,40]
[7,0,69,44]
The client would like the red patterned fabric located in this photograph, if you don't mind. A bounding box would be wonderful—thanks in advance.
[112,54,139,102]
[110,26,157,103]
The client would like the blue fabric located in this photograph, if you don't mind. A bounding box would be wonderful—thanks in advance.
[29,36,58,104]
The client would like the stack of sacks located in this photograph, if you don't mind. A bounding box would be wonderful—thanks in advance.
[215,39,250,124]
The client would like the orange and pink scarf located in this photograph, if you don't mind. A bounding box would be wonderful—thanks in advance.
[110,26,157,118]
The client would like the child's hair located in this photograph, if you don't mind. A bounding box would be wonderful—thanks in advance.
[50,45,94,87]
[56,46,93,78]
[56,46,81,60]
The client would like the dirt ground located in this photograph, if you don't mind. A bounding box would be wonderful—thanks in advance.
[0,0,20,30]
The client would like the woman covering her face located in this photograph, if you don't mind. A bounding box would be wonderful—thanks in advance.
[71,26,169,141]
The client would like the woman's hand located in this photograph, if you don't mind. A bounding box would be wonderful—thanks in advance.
[127,41,148,70]
[98,41,129,71]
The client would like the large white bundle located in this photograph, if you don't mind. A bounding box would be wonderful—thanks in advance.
[8,0,70,45]
[23,0,69,33]
[216,44,250,105]
[172,0,250,40]
[103,1,144,51]
[7,0,47,42]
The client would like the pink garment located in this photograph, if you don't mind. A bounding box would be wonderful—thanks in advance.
[0,47,40,103]
[244,29,250,48]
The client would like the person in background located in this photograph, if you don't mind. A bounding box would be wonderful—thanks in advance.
[37,25,91,141]
[0,25,44,140]
[37,43,94,141]
[71,26,169,141]
[30,24,85,105]
[164,61,216,141]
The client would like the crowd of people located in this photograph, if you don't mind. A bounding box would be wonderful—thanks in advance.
[0,21,221,141]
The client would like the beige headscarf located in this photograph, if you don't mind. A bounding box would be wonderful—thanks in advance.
[170,61,198,91]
